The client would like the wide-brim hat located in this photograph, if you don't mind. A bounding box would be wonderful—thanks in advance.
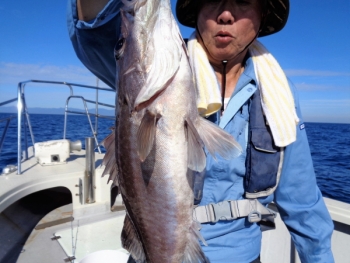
[176,0,289,37]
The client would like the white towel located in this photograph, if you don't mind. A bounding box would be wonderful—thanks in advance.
[188,32,222,116]
[187,31,299,147]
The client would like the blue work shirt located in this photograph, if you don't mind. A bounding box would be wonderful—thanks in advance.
[67,1,334,262]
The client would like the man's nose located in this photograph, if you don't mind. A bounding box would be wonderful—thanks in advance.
[217,10,235,25]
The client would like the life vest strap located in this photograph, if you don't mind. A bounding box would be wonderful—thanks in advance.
[193,199,276,224]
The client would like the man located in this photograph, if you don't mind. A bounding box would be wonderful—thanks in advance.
[67,0,334,262]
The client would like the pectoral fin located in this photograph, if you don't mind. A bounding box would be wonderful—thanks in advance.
[137,111,160,162]
[196,117,242,160]
[185,118,206,172]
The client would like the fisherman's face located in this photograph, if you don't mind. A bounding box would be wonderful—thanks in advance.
[197,0,262,66]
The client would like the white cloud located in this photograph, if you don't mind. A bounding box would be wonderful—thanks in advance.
[294,83,335,91]
[0,62,114,109]
[0,62,108,87]
[285,69,350,77]
[294,82,350,91]
[300,99,350,123]
[300,99,350,108]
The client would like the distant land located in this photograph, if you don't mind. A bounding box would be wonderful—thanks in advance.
[0,106,115,116]
[1,106,349,124]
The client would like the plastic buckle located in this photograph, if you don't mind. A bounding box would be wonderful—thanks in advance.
[209,201,233,223]
[207,203,217,223]
[248,211,262,223]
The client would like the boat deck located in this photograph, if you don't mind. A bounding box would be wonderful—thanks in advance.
[16,201,128,263]
[1,148,350,262]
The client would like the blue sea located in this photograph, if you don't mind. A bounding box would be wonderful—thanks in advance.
[0,113,349,204]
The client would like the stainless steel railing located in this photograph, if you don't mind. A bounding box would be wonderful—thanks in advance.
[0,98,17,155]
[15,80,115,174]
[0,98,17,154]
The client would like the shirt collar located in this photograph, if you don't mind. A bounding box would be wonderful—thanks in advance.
[232,55,257,97]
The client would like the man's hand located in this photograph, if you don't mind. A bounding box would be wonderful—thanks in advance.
[77,0,110,21]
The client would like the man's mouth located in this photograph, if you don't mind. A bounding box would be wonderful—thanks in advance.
[216,31,233,37]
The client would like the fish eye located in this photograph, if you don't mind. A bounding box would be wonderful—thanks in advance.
[115,37,126,60]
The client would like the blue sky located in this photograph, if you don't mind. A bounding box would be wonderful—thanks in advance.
[0,0,349,123]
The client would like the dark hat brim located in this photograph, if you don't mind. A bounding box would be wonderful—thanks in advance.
[175,0,289,37]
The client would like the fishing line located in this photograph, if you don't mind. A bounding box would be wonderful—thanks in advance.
[194,0,268,117]
[221,60,227,113]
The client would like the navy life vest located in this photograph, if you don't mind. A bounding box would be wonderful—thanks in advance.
[192,87,283,204]
[245,88,283,199]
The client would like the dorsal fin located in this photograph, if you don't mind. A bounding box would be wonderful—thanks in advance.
[101,130,119,185]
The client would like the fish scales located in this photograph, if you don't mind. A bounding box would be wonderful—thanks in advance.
[118,54,198,263]
[102,0,242,262]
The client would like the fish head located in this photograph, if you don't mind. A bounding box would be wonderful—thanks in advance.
[115,8,140,101]
[115,0,185,112]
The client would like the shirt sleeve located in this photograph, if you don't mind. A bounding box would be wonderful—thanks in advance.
[273,81,335,262]
[66,0,123,89]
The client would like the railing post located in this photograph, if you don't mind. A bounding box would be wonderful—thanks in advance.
[95,78,99,139]
[84,137,96,204]
[17,83,23,174]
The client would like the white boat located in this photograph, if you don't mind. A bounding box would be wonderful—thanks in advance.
[1,80,349,263]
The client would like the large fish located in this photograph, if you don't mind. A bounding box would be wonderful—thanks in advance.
[102,0,242,262]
